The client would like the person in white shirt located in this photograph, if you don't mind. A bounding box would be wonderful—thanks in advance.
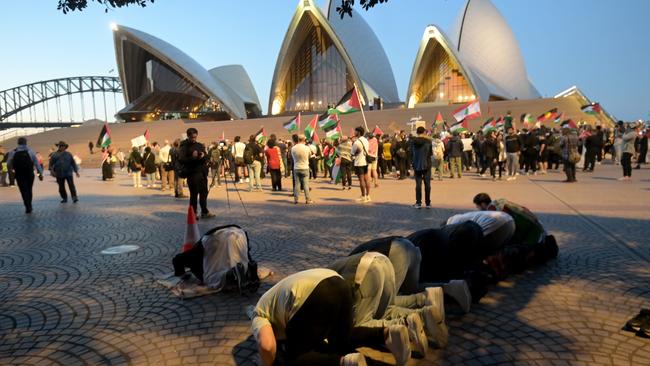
[231,136,248,183]
[291,134,313,204]
[350,127,372,203]
[251,268,411,366]
[159,140,173,191]
[446,210,515,253]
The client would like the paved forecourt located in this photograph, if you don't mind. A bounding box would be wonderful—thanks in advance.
[0,163,649,365]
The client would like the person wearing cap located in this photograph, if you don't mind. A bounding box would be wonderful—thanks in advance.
[48,141,80,203]
[7,137,44,213]
[179,128,214,218]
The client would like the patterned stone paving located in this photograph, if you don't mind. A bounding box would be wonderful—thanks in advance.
[0,163,649,365]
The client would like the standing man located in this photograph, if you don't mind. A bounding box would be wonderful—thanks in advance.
[247,135,264,192]
[351,127,371,203]
[7,137,44,213]
[505,127,521,180]
[232,136,247,184]
[291,134,313,204]
[447,131,463,179]
[49,141,80,203]
[367,132,380,188]
[411,127,433,209]
[619,123,639,181]
[560,126,579,183]
[88,141,94,154]
[179,128,214,219]
[583,127,600,172]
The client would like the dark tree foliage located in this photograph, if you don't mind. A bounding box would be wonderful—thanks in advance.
[57,0,154,13]
[336,0,389,18]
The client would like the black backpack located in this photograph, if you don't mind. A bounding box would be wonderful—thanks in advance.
[12,150,34,175]
[243,145,255,165]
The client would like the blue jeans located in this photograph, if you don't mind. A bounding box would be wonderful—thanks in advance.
[414,169,431,206]
[293,169,310,202]
[248,161,262,190]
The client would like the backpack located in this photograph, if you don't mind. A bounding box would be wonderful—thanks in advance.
[243,145,255,165]
[12,150,33,175]
[201,225,260,294]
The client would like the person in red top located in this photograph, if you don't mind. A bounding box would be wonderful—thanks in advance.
[265,139,283,191]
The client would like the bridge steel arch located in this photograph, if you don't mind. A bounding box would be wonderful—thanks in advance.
[0,76,122,122]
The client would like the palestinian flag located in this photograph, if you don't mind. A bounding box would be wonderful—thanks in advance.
[318,112,338,130]
[553,112,564,124]
[482,118,496,134]
[283,113,300,133]
[372,125,384,136]
[96,122,112,148]
[537,108,558,122]
[254,127,266,144]
[504,114,514,130]
[144,128,150,142]
[328,86,362,115]
[325,150,338,167]
[561,119,577,129]
[331,158,342,184]
[434,111,444,125]
[304,114,318,140]
[453,100,481,122]
[496,117,505,130]
[324,122,342,141]
[581,103,602,115]
[449,120,468,134]
[311,130,320,144]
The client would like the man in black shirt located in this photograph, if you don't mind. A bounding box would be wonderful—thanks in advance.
[179,128,214,219]
[505,128,521,180]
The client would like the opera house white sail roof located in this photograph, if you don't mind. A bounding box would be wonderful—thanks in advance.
[112,24,261,121]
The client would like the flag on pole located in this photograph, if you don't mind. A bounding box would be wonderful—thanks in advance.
[311,130,320,144]
[434,111,444,125]
[561,119,577,129]
[453,100,481,122]
[254,127,266,144]
[328,86,362,115]
[144,129,150,142]
[318,112,338,130]
[283,113,301,133]
[324,122,342,141]
[553,112,564,124]
[537,108,558,122]
[372,125,383,136]
[331,158,342,184]
[495,116,505,130]
[304,115,318,140]
[482,119,496,134]
[449,120,468,134]
[581,103,602,115]
[96,122,112,148]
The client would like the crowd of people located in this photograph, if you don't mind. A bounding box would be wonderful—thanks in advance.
[248,193,558,365]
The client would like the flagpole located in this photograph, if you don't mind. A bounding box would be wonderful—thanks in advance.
[353,83,369,133]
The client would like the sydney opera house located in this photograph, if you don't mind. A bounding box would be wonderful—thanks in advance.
[111,0,611,124]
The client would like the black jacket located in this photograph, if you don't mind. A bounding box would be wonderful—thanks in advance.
[483,138,498,159]
[505,134,521,153]
[179,139,209,175]
[410,136,433,171]
[447,136,464,158]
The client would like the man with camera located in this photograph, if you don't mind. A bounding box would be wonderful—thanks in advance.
[179,128,214,219]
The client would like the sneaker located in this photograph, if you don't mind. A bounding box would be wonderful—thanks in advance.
[200,212,216,219]
[365,196,371,203]
[72,197,78,203]
[347,186,352,190]
[639,318,650,338]
[425,204,432,209]
[245,178,250,182]
[306,200,314,204]
[60,199,68,203]
[413,204,422,209]
[443,279,472,313]
[355,196,366,201]
[405,313,428,356]
[506,177,514,181]
[341,353,367,366]
[421,287,448,348]
[385,325,410,366]
[626,309,650,331]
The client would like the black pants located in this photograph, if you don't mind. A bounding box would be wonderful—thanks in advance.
[172,242,205,282]
[564,159,576,182]
[524,152,537,173]
[56,175,77,200]
[621,152,633,177]
[340,159,353,187]
[584,151,596,171]
[414,169,431,206]
[270,169,282,191]
[284,276,384,366]
[480,158,497,177]
[396,157,407,178]
[187,172,209,215]
[16,173,34,211]
[309,158,318,179]
[497,161,504,178]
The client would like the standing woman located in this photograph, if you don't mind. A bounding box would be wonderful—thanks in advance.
[142,146,157,188]
[128,147,143,188]
[619,123,639,180]
[497,131,507,180]
[101,149,116,181]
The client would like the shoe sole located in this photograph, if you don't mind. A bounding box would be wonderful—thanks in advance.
[406,313,428,356]
[445,280,472,313]
[386,325,410,366]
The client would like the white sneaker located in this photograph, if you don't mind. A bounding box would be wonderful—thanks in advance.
[506,177,514,181]
[443,279,472,313]
[341,353,367,366]
[422,287,448,348]
[385,325,410,366]
[365,196,371,203]
[245,178,250,182]
[355,196,366,201]
[406,313,428,356]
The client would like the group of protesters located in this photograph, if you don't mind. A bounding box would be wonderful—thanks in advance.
[248,193,558,365]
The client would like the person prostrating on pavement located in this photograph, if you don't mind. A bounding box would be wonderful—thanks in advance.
[179,128,214,219]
